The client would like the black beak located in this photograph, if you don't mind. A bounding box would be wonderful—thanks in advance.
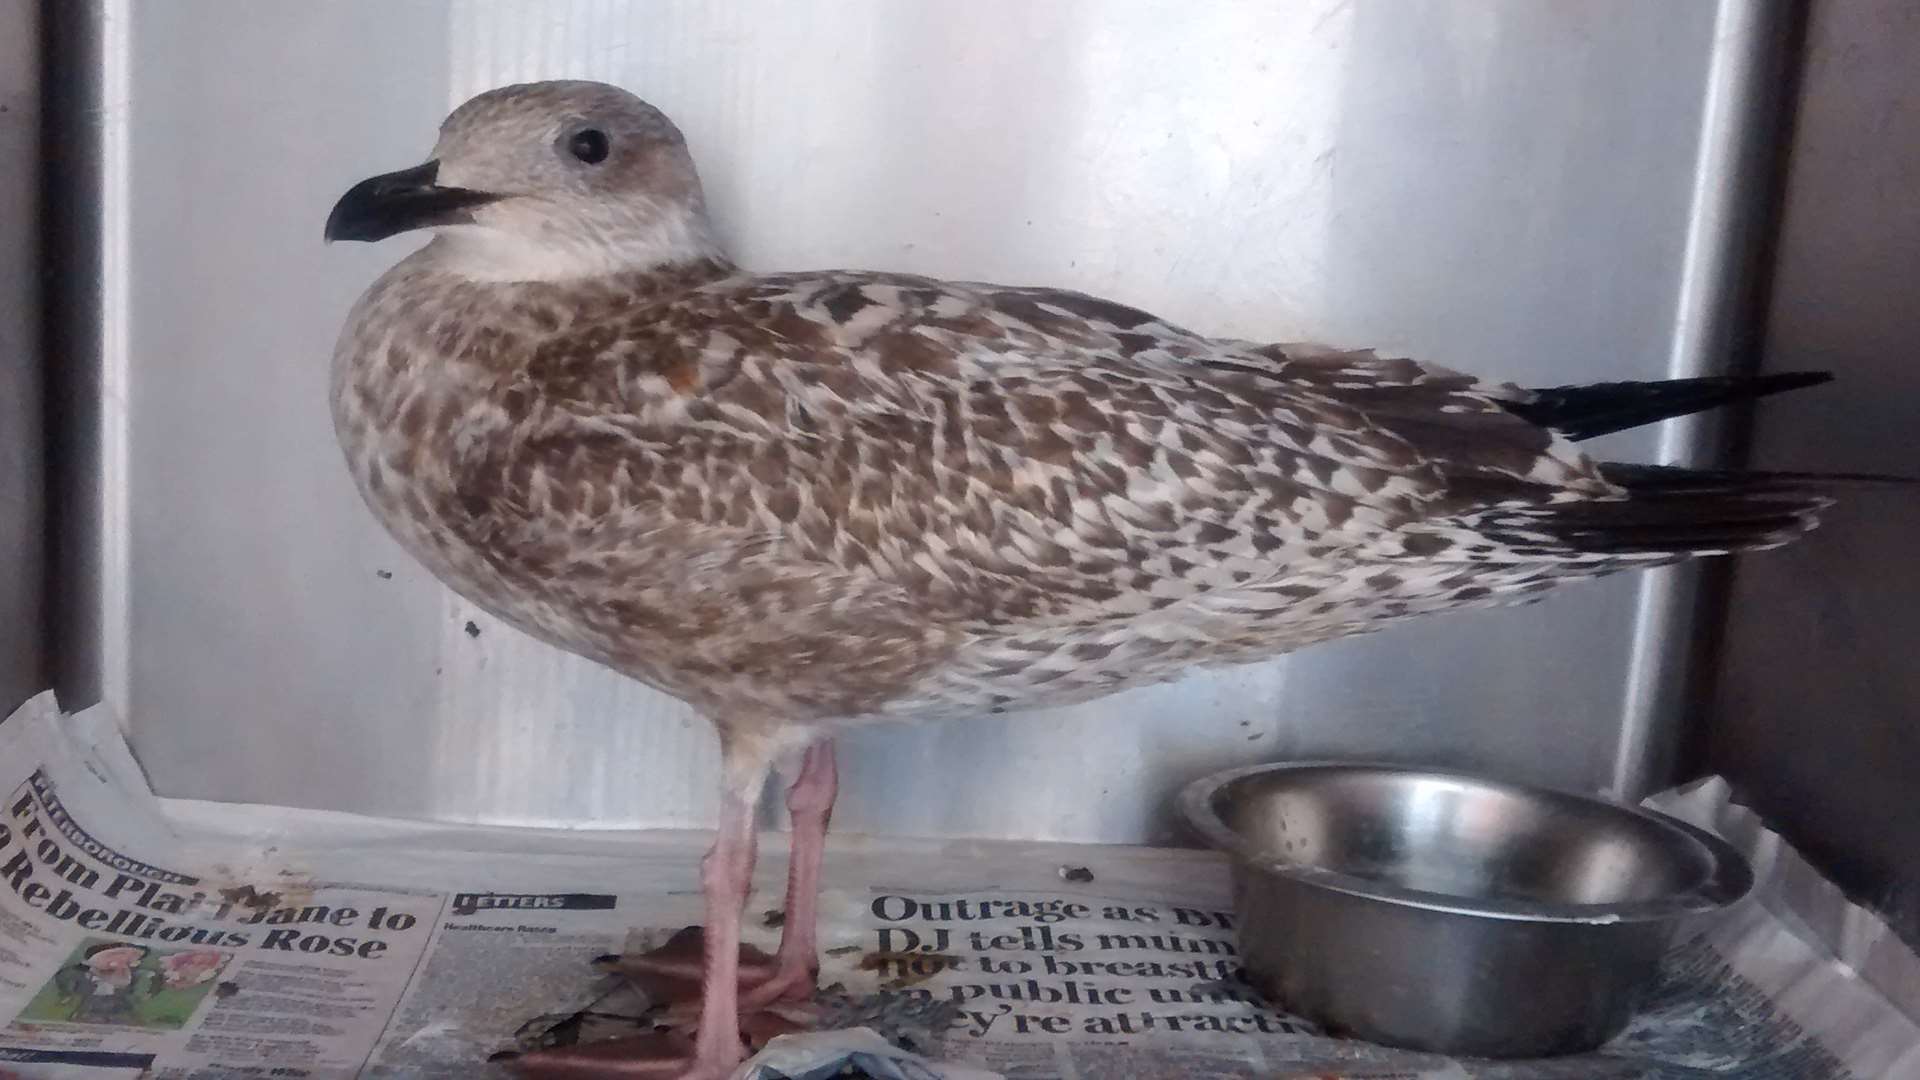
[323,160,501,243]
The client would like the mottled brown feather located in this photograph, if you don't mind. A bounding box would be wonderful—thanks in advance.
[332,255,1721,742]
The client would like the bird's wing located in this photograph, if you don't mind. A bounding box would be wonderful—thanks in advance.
[454,270,1618,636]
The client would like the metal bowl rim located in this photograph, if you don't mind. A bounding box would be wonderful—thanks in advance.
[1179,760,1754,925]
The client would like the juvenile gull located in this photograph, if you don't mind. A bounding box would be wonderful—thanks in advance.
[326,80,1846,1077]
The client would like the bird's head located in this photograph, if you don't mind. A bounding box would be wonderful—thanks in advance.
[324,80,722,281]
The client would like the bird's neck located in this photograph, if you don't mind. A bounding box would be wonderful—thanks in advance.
[420,206,729,284]
[330,253,738,430]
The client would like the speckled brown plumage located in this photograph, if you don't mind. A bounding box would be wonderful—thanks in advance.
[326,80,1834,1076]
[334,253,1818,751]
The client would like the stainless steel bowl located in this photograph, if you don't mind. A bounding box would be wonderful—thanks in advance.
[1180,762,1752,1058]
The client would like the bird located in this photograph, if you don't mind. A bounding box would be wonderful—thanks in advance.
[325,79,1859,1077]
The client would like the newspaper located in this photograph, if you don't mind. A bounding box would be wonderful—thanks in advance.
[0,691,1915,1079]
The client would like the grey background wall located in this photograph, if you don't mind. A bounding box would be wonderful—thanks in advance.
[1706,0,1920,942]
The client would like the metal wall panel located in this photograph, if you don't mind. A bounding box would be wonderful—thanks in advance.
[1707,0,1920,944]
[0,0,43,716]
[59,1,1790,840]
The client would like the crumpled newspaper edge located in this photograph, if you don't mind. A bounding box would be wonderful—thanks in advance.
[1648,777,1920,1078]
[736,1027,1004,1080]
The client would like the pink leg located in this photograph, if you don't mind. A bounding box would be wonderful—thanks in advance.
[742,741,837,1009]
[688,786,757,1073]
[509,782,761,1079]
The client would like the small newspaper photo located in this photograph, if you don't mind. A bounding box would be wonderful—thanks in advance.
[2,691,1917,1079]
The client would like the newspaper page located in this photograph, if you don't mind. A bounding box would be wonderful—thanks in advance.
[3,692,1917,1079]
[0,695,444,1078]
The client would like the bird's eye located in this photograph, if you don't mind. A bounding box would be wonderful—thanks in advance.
[567,128,610,165]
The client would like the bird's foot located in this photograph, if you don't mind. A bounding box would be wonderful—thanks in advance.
[649,992,817,1033]
[504,926,823,1077]
[504,1029,705,1078]
[602,925,820,1014]
[598,925,780,1002]
[736,961,819,1012]
[503,927,815,1077]
[503,1009,807,1079]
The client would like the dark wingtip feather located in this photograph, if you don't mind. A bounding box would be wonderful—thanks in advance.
[1601,462,1920,489]
[1478,463,1854,561]
[1508,371,1834,441]
[1538,457,1920,558]
[1744,370,1833,393]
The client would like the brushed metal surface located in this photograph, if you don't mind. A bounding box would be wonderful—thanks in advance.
[43,0,120,730]
[0,0,44,716]
[59,1,1788,840]
[1612,0,1800,798]
[1181,762,1750,1056]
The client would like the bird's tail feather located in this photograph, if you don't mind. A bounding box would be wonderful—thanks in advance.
[1599,462,1920,490]
[1469,462,1920,559]
[1529,470,1825,556]
[1505,371,1832,441]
